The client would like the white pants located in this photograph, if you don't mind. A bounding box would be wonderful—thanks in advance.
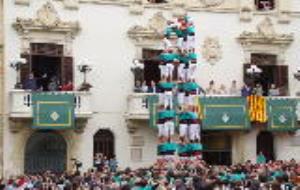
[159,65,167,78]
[189,123,200,141]
[162,38,172,50]
[158,124,164,137]
[164,91,173,109]
[187,35,195,49]
[186,94,198,106]
[163,121,175,137]
[177,92,185,106]
[166,63,174,79]
[179,123,188,137]
[158,93,164,105]
[187,64,197,80]
[177,63,186,80]
[177,37,184,48]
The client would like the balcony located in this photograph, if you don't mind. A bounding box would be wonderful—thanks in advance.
[125,93,300,131]
[10,89,93,118]
[125,93,154,120]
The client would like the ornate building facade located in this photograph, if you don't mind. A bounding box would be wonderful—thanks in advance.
[1,0,300,176]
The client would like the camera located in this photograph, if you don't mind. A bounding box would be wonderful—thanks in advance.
[71,158,82,171]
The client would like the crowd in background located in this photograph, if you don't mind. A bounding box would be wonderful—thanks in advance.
[134,79,281,97]
[23,72,74,92]
[2,158,300,189]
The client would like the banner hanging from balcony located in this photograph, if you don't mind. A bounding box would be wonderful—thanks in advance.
[32,93,75,129]
[267,98,297,131]
[200,97,250,131]
[147,95,159,129]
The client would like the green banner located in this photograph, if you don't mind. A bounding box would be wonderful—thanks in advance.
[200,97,250,131]
[267,98,297,131]
[32,93,75,129]
[148,95,159,128]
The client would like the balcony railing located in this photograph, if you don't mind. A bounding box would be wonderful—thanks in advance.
[10,90,93,118]
[125,93,154,120]
[126,93,300,121]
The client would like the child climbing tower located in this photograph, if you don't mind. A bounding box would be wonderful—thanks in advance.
[155,14,204,159]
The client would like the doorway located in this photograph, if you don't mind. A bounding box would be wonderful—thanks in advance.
[25,131,67,174]
[93,129,115,159]
[20,43,74,91]
[142,49,162,86]
[32,55,61,91]
[257,131,274,161]
[202,133,232,165]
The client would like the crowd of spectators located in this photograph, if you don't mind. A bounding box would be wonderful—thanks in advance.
[2,158,300,189]
[134,79,281,97]
[22,72,74,92]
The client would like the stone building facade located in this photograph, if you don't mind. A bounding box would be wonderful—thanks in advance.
[1,0,300,177]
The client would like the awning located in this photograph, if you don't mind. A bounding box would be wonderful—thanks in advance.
[200,97,250,131]
[267,98,297,131]
[32,93,75,129]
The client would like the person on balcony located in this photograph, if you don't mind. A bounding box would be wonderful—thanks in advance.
[241,83,252,97]
[48,76,60,91]
[23,73,38,91]
[148,80,157,93]
[61,80,74,91]
[206,80,217,95]
[141,81,148,93]
[217,84,228,95]
[229,80,240,96]
[268,84,279,96]
[133,80,143,93]
[253,83,263,96]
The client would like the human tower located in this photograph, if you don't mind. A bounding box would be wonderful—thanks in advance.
[155,15,204,158]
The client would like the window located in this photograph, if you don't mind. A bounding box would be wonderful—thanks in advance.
[131,148,143,162]
[20,43,73,91]
[94,129,115,159]
[255,0,275,11]
[142,49,162,86]
[243,53,288,96]
[147,0,167,3]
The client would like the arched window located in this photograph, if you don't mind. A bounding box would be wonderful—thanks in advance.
[93,129,115,159]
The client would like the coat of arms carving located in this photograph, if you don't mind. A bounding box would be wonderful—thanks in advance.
[202,37,222,65]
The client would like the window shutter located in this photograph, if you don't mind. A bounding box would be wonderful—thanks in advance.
[275,65,288,95]
[61,57,73,84]
[20,54,31,86]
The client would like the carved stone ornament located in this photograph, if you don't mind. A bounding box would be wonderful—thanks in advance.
[128,12,166,44]
[13,1,80,36]
[238,17,294,46]
[15,0,30,6]
[199,0,224,7]
[128,0,144,15]
[201,37,222,65]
